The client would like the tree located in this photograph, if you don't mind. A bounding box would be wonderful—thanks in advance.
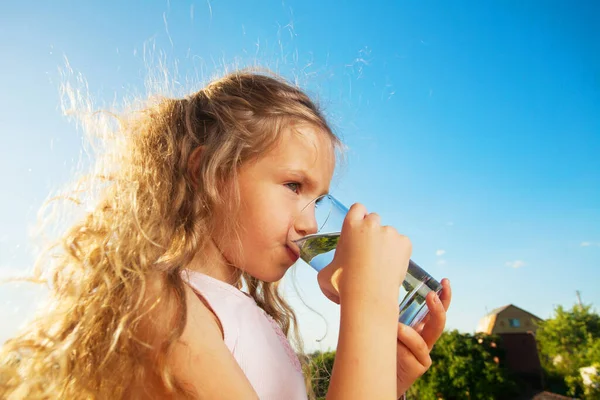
[407,330,518,400]
[536,304,600,398]
[582,338,600,398]
[309,350,336,400]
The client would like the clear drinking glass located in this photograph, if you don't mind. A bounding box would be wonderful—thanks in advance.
[290,194,442,328]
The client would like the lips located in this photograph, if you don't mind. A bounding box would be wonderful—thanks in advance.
[285,245,300,262]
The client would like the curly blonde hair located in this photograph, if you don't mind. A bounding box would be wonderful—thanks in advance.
[0,70,341,399]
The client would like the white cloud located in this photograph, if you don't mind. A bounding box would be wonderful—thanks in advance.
[436,249,446,256]
[506,260,526,269]
[580,241,600,247]
[437,259,447,266]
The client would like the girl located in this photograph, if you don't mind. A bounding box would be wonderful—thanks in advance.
[0,70,451,399]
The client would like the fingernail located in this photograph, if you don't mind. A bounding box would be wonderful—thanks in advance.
[433,294,441,304]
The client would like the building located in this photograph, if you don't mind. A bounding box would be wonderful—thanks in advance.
[476,304,543,335]
[477,304,545,392]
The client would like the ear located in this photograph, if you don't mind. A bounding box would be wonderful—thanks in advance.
[188,146,204,189]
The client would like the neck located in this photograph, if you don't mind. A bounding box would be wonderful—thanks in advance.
[186,239,241,285]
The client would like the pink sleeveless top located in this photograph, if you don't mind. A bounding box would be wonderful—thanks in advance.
[181,270,308,400]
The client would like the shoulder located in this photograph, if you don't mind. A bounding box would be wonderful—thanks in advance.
[171,281,260,398]
[139,273,259,399]
[183,281,225,338]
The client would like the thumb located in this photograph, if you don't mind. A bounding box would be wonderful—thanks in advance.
[322,287,340,304]
[317,264,342,304]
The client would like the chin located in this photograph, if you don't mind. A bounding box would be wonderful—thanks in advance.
[257,265,291,283]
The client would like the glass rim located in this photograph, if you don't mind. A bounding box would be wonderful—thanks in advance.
[289,194,343,246]
[299,193,348,213]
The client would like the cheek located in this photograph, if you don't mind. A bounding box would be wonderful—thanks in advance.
[240,203,290,244]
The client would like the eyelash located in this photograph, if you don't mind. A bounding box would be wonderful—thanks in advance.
[285,182,301,194]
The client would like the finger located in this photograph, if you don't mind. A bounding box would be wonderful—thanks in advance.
[397,324,432,368]
[419,291,447,350]
[364,212,381,225]
[439,278,452,311]
[413,314,430,334]
[317,267,342,304]
[345,203,368,222]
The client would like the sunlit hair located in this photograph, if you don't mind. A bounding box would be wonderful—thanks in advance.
[0,69,341,399]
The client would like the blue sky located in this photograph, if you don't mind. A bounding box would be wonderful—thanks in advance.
[1,0,599,352]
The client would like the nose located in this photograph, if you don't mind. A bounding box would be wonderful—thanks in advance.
[294,204,319,238]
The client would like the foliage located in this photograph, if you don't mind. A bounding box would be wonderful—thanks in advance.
[308,333,518,400]
[307,304,600,399]
[407,330,518,400]
[536,304,600,398]
[309,350,336,400]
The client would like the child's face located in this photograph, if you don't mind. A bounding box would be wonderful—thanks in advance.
[214,124,335,282]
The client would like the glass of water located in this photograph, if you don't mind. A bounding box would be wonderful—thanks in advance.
[290,194,442,328]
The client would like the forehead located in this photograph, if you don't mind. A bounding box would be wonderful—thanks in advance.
[273,124,335,165]
[246,124,336,182]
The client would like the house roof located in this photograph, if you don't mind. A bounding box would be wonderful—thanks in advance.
[486,304,543,321]
[488,304,511,315]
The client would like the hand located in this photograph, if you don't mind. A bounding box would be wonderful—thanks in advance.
[317,203,411,307]
[396,278,452,398]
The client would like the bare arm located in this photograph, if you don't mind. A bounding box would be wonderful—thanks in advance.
[168,284,259,399]
[326,294,400,400]
[142,276,259,400]
[170,284,261,399]
[317,205,412,400]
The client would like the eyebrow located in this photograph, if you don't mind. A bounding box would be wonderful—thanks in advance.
[285,169,329,196]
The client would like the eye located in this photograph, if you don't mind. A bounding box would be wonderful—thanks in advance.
[285,182,301,194]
